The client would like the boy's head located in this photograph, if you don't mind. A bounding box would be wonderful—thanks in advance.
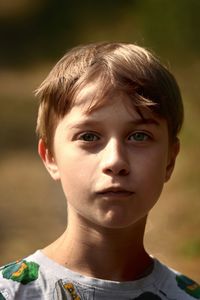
[35,42,184,155]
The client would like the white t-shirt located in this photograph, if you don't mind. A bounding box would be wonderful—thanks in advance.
[0,250,199,299]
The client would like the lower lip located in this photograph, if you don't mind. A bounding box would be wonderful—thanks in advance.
[97,191,134,199]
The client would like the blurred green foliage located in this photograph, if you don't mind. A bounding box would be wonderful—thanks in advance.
[181,239,200,258]
[1,0,200,68]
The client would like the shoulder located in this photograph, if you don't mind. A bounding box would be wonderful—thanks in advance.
[174,272,200,299]
[153,259,200,299]
[0,250,79,299]
[0,254,49,300]
[0,255,41,299]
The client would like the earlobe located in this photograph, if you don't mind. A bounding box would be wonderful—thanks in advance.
[38,139,60,181]
[165,138,180,182]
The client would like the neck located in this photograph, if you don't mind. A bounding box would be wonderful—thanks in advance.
[43,216,153,281]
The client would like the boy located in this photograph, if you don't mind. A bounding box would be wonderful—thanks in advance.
[0,42,199,299]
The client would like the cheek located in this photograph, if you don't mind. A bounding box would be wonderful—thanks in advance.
[136,148,169,192]
[57,153,96,198]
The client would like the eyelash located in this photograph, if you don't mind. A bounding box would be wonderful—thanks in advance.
[78,132,100,142]
[77,131,151,143]
[128,132,151,142]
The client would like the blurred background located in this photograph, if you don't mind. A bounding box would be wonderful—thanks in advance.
[0,0,199,281]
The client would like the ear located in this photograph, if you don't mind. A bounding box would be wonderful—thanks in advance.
[165,138,180,182]
[38,139,60,181]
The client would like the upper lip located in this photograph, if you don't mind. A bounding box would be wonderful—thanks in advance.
[96,187,134,194]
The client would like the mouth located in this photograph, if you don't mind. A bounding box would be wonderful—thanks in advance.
[96,187,134,198]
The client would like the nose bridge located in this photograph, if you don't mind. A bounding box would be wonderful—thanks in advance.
[106,137,123,158]
[101,137,129,175]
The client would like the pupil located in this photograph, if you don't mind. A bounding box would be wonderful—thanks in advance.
[84,134,94,141]
[135,133,144,140]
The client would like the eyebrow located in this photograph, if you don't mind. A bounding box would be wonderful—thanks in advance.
[67,118,160,129]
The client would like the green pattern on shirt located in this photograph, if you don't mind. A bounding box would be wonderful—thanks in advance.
[2,260,39,285]
[176,274,200,298]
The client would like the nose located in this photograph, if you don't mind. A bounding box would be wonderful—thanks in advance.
[100,138,130,176]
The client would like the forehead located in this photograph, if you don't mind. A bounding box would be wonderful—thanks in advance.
[72,80,135,116]
[60,85,164,131]
[73,81,99,110]
[71,81,160,121]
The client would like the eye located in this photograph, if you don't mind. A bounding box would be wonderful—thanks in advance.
[78,132,100,142]
[128,132,150,142]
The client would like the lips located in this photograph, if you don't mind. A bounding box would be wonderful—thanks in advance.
[96,187,134,198]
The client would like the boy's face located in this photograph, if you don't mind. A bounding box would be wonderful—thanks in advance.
[39,84,179,230]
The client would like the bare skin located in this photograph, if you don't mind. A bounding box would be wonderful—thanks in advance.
[43,216,153,281]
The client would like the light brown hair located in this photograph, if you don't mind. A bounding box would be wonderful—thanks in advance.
[35,42,184,154]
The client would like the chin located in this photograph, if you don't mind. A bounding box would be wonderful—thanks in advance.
[94,212,146,230]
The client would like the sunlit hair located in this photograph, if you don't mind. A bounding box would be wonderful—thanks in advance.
[35,42,184,154]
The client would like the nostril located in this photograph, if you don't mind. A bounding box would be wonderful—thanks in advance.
[105,167,129,176]
[119,168,129,176]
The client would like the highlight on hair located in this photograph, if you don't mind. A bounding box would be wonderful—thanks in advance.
[35,42,184,153]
